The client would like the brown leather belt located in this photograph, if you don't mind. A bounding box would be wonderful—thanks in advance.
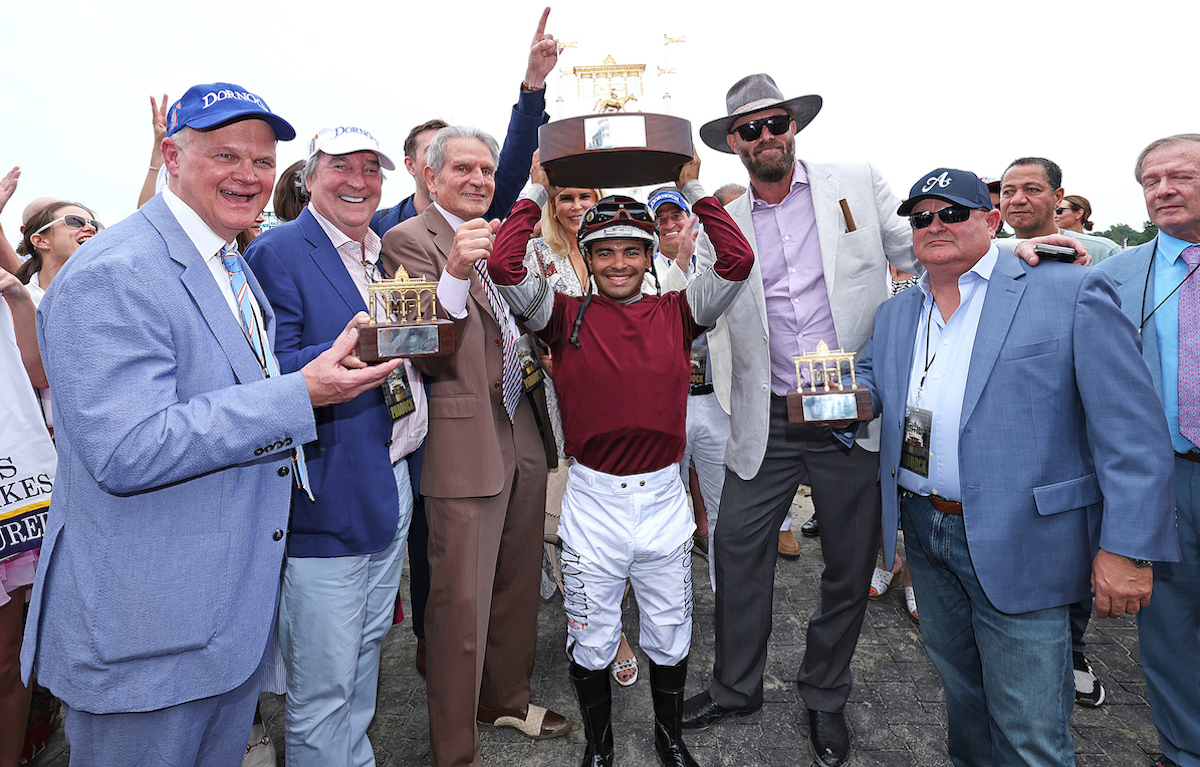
[1177,451,1200,464]
[929,495,963,516]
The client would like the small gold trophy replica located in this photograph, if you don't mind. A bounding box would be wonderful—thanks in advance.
[356,266,455,362]
[786,341,873,424]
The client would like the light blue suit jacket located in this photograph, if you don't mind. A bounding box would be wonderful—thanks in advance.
[858,251,1179,614]
[21,195,318,714]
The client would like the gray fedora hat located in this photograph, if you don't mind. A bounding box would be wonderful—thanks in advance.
[699,74,822,154]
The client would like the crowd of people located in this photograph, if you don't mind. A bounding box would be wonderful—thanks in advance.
[1,8,1198,767]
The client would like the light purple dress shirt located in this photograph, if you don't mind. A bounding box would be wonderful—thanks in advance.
[752,163,840,395]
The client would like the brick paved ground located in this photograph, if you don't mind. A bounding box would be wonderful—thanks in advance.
[31,489,1166,766]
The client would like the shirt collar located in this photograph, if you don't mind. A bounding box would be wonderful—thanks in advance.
[162,187,233,261]
[433,202,467,230]
[749,161,807,209]
[917,243,1000,299]
[309,206,382,263]
[1156,231,1196,264]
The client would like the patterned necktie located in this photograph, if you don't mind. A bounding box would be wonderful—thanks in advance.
[1179,244,1200,448]
[221,245,314,500]
[474,262,523,422]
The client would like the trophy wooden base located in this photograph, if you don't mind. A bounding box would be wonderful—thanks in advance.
[538,113,693,188]
[357,320,455,363]
[786,387,873,425]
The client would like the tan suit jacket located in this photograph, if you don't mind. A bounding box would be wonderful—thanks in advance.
[381,205,549,498]
[381,204,548,767]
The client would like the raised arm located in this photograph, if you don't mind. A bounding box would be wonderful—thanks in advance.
[489,155,554,331]
[0,167,23,275]
[137,94,169,208]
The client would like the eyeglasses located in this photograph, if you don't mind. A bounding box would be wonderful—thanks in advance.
[32,214,103,236]
[1055,206,1078,215]
[908,206,974,229]
[730,114,791,142]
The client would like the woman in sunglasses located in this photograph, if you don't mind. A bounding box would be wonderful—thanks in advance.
[18,202,101,304]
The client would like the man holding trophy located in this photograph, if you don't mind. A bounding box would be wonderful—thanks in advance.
[487,153,753,767]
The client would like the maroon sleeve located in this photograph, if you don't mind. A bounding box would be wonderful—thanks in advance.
[693,195,754,281]
[487,196,541,286]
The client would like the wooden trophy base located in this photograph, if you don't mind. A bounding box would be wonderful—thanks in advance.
[539,113,693,188]
[357,320,455,363]
[786,387,873,425]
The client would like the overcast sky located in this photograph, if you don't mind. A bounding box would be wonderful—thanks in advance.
[3,0,1194,240]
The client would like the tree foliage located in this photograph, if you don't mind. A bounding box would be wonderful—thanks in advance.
[1094,221,1158,248]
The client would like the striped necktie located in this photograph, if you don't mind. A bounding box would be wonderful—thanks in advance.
[474,262,522,422]
[221,245,314,501]
[1179,244,1200,448]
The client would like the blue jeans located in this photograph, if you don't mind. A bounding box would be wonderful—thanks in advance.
[901,493,1075,767]
[278,458,414,767]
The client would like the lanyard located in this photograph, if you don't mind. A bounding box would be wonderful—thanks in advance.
[915,302,937,403]
[1140,239,1200,333]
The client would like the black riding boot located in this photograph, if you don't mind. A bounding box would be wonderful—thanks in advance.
[650,657,700,767]
[570,660,614,767]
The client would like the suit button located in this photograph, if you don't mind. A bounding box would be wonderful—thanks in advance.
[274,440,284,450]
[283,438,293,446]
[264,443,274,452]
[385,439,393,447]
[891,469,896,477]
[273,529,285,541]
[494,338,502,346]
[278,466,290,477]
[761,384,769,392]
[494,381,502,390]
[254,448,264,456]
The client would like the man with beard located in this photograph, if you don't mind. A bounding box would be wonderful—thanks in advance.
[681,73,920,767]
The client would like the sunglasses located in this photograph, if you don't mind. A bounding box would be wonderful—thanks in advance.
[1055,206,1078,215]
[731,114,791,142]
[32,214,103,236]
[582,200,655,227]
[908,206,974,229]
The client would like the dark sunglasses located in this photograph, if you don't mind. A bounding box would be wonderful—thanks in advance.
[1055,206,1078,215]
[32,213,104,236]
[908,206,973,229]
[731,114,791,142]
[582,200,655,227]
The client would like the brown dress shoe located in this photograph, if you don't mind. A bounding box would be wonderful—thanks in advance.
[778,529,800,558]
[477,704,573,740]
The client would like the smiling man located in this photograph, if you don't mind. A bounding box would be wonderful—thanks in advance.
[21,84,398,766]
[488,156,753,767]
[381,126,571,767]
[856,167,1177,766]
[683,73,922,767]
[245,125,425,767]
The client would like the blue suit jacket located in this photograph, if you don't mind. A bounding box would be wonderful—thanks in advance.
[858,251,1179,614]
[369,88,549,237]
[245,208,399,558]
[1096,241,1164,407]
[21,195,317,713]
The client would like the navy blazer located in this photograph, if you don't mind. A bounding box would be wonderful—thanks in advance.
[22,195,317,713]
[369,88,549,237]
[858,251,1179,614]
[247,208,399,558]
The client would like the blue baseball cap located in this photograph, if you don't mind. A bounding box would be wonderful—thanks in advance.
[167,82,296,141]
[897,168,992,216]
[647,188,690,215]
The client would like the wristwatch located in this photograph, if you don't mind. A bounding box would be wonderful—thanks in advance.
[1126,556,1153,568]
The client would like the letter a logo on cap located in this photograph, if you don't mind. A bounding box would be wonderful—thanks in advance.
[921,172,953,193]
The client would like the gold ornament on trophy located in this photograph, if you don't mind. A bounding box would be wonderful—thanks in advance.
[356,265,455,362]
[786,341,873,424]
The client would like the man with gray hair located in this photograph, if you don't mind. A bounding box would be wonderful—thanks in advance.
[1097,133,1200,767]
[381,125,569,767]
